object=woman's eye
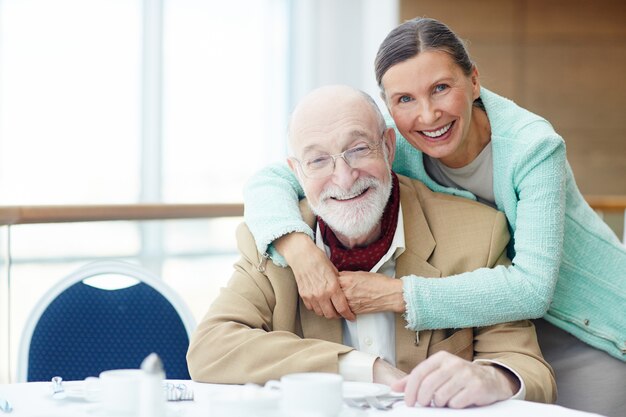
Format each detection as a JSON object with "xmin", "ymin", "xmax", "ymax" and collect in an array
[
  {"xmin": 434, "ymin": 84, "xmax": 448, "ymax": 93},
  {"xmin": 399, "ymin": 95, "xmax": 412, "ymax": 103}
]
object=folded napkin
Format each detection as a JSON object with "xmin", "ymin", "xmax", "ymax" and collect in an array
[{"xmin": 163, "ymin": 383, "xmax": 194, "ymax": 401}]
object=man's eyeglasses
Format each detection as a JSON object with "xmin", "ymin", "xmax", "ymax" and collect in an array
[{"xmin": 292, "ymin": 140, "xmax": 384, "ymax": 179}]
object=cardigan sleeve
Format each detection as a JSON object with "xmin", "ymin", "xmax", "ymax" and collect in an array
[
  {"xmin": 402, "ymin": 129, "xmax": 567, "ymax": 330},
  {"xmin": 243, "ymin": 162, "xmax": 310, "ymax": 266}
]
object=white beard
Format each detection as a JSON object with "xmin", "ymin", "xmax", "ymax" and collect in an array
[{"xmin": 308, "ymin": 172, "xmax": 392, "ymax": 240}]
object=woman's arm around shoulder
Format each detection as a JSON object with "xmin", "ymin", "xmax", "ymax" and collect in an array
[
  {"xmin": 243, "ymin": 162, "xmax": 310, "ymax": 266},
  {"xmin": 402, "ymin": 128, "xmax": 567, "ymax": 331},
  {"xmin": 243, "ymin": 162, "xmax": 355, "ymax": 320}
]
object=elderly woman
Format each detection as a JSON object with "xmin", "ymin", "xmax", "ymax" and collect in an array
[{"xmin": 243, "ymin": 17, "xmax": 625, "ymax": 415}]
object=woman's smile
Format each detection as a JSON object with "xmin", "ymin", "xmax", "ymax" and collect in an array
[{"xmin": 418, "ymin": 121, "xmax": 455, "ymax": 141}]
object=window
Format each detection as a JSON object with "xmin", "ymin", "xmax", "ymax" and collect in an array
[
  {"xmin": 0, "ymin": 0, "xmax": 142, "ymax": 204},
  {"xmin": 0, "ymin": 0, "xmax": 289, "ymax": 205},
  {"xmin": 0, "ymin": 0, "xmax": 289, "ymax": 383},
  {"xmin": 0, "ymin": 0, "xmax": 399, "ymax": 383}
]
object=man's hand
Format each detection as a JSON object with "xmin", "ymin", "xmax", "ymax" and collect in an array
[
  {"xmin": 391, "ymin": 351, "xmax": 518, "ymax": 409},
  {"xmin": 373, "ymin": 358, "xmax": 407, "ymax": 386},
  {"xmin": 275, "ymin": 233, "xmax": 355, "ymax": 320},
  {"xmin": 338, "ymin": 271, "xmax": 405, "ymax": 314}
]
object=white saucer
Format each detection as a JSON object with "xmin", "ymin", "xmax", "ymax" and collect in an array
[
  {"xmin": 86, "ymin": 405, "xmax": 180, "ymax": 417},
  {"xmin": 342, "ymin": 382, "xmax": 390, "ymax": 399}
]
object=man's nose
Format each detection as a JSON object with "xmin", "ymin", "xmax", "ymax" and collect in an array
[{"xmin": 331, "ymin": 157, "xmax": 358, "ymax": 191}]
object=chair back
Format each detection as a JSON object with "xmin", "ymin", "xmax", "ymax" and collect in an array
[{"xmin": 18, "ymin": 260, "xmax": 196, "ymax": 382}]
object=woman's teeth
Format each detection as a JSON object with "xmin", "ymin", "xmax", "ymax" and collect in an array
[{"xmin": 421, "ymin": 122, "xmax": 452, "ymax": 138}]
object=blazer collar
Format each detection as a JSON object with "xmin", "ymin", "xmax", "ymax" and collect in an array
[
  {"xmin": 394, "ymin": 177, "xmax": 440, "ymax": 369},
  {"xmin": 298, "ymin": 200, "xmax": 343, "ymax": 342},
  {"xmin": 396, "ymin": 177, "xmax": 441, "ymax": 278}
]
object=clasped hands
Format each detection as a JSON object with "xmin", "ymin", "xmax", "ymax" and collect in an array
[{"xmin": 275, "ymin": 233, "xmax": 404, "ymax": 320}]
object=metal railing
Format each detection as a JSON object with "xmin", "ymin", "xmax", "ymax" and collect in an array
[
  {"xmin": 0, "ymin": 197, "xmax": 623, "ymax": 227},
  {"xmin": 0, "ymin": 203, "xmax": 243, "ymax": 226},
  {"xmin": 584, "ymin": 195, "xmax": 626, "ymax": 214}
]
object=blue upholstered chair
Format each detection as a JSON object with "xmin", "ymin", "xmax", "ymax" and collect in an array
[{"xmin": 17, "ymin": 260, "xmax": 196, "ymax": 382}]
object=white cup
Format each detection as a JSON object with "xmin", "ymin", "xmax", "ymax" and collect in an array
[
  {"xmin": 267, "ymin": 373, "xmax": 343, "ymax": 417},
  {"xmin": 99, "ymin": 369, "xmax": 144, "ymax": 416}
]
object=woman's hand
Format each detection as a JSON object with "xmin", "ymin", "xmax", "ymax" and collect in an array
[
  {"xmin": 391, "ymin": 351, "xmax": 519, "ymax": 409},
  {"xmin": 338, "ymin": 271, "xmax": 405, "ymax": 314},
  {"xmin": 275, "ymin": 233, "xmax": 355, "ymax": 320}
]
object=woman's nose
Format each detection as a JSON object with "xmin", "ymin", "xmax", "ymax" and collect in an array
[{"xmin": 417, "ymin": 100, "xmax": 441, "ymax": 125}]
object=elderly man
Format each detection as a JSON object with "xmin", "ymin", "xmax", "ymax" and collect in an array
[{"xmin": 187, "ymin": 85, "xmax": 555, "ymax": 408}]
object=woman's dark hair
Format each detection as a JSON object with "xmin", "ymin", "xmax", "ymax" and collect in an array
[{"xmin": 375, "ymin": 17, "xmax": 474, "ymax": 92}]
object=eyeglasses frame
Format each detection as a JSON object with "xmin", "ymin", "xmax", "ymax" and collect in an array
[{"xmin": 290, "ymin": 133, "xmax": 387, "ymax": 179}]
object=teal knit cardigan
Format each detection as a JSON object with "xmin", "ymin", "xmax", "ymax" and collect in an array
[{"xmin": 243, "ymin": 87, "xmax": 626, "ymax": 360}]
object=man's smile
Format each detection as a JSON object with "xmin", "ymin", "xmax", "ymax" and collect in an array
[{"xmin": 330, "ymin": 187, "xmax": 371, "ymax": 202}]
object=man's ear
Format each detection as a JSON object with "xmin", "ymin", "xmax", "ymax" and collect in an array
[
  {"xmin": 383, "ymin": 127, "xmax": 396, "ymax": 167},
  {"xmin": 287, "ymin": 158, "xmax": 302, "ymax": 183}
]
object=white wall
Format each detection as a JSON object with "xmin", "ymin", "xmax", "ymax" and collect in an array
[{"xmin": 288, "ymin": 0, "xmax": 399, "ymax": 117}]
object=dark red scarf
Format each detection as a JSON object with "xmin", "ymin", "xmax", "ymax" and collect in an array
[{"xmin": 317, "ymin": 173, "xmax": 400, "ymax": 271}]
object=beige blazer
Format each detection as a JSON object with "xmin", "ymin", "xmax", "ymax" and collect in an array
[{"xmin": 187, "ymin": 175, "xmax": 556, "ymax": 403}]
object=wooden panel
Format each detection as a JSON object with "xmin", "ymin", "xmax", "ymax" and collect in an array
[
  {"xmin": 561, "ymin": 128, "xmax": 626, "ymax": 195},
  {"xmin": 400, "ymin": 0, "xmax": 518, "ymax": 41},
  {"xmin": 523, "ymin": 44, "xmax": 626, "ymax": 130},
  {"xmin": 469, "ymin": 43, "xmax": 519, "ymax": 99},
  {"xmin": 525, "ymin": 0, "xmax": 626, "ymax": 40},
  {"xmin": 399, "ymin": 0, "xmax": 626, "ymax": 196}
]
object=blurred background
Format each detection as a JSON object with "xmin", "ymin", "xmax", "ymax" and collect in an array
[{"xmin": 0, "ymin": 0, "xmax": 624, "ymax": 383}]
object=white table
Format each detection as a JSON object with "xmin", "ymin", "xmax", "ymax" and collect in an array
[{"xmin": 0, "ymin": 380, "xmax": 607, "ymax": 417}]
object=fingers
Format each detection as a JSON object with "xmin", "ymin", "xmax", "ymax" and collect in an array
[
  {"xmin": 428, "ymin": 372, "xmax": 466, "ymax": 408},
  {"xmin": 446, "ymin": 387, "xmax": 475, "ymax": 409},
  {"xmin": 318, "ymin": 298, "xmax": 340, "ymax": 319},
  {"xmin": 391, "ymin": 375, "xmax": 409, "ymax": 393},
  {"xmin": 303, "ymin": 288, "xmax": 340, "ymax": 319},
  {"xmin": 402, "ymin": 353, "xmax": 509, "ymax": 409},
  {"xmin": 308, "ymin": 300, "xmax": 324, "ymax": 317},
  {"xmin": 291, "ymin": 253, "xmax": 344, "ymax": 318},
  {"xmin": 403, "ymin": 351, "xmax": 445, "ymax": 406},
  {"xmin": 331, "ymin": 292, "xmax": 355, "ymax": 321},
  {"xmin": 302, "ymin": 270, "xmax": 351, "ymax": 319},
  {"xmin": 317, "ymin": 274, "xmax": 342, "ymax": 319}
]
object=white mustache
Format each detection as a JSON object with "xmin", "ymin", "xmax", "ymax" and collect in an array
[{"xmin": 319, "ymin": 177, "xmax": 380, "ymax": 202}]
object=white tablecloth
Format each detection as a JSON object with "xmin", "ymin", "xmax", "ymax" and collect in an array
[{"xmin": 0, "ymin": 380, "xmax": 607, "ymax": 417}]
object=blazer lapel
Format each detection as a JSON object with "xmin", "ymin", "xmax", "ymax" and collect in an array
[
  {"xmin": 395, "ymin": 177, "xmax": 441, "ymax": 371},
  {"xmin": 297, "ymin": 201, "xmax": 344, "ymax": 343},
  {"xmin": 396, "ymin": 177, "xmax": 441, "ymax": 278}
]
